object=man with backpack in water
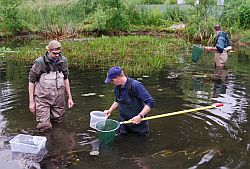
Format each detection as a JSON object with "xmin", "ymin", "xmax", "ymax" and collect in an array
[
  {"xmin": 104, "ymin": 66, "xmax": 155, "ymax": 136},
  {"xmin": 28, "ymin": 40, "xmax": 74, "ymax": 132},
  {"xmin": 205, "ymin": 25, "xmax": 232, "ymax": 67}
]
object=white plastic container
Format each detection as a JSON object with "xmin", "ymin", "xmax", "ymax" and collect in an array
[
  {"xmin": 9, "ymin": 134, "xmax": 47, "ymax": 154},
  {"xmin": 90, "ymin": 111, "xmax": 107, "ymax": 129}
]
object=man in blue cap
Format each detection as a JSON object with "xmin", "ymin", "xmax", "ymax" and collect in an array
[{"xmin": 104, "ymin": 66, "xmax": 155, "ymax": 136}]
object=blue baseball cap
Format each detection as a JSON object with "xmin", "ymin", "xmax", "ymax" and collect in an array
[{"xmin": 105, "ymin": 66, "xmax": 122, "ymax": 83}]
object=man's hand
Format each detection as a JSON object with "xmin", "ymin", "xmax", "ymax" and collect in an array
[
  {"xmin": 104, "ymin": 110, "xmax": 111, "ymax": 117},
  {"xmin": 131, "ymin": 114, "xmax": 142, "ymax": 124},
  {"xmin": 29, "ymin": 101, "xmax": 36, "ymax": 113},
  {"xmin": 205, "ymin": 46, "xmax": 213, "ymax": 51},
  {"xmin": 68, "ymin": 98, "xmax": 74, "ymax": 108}
]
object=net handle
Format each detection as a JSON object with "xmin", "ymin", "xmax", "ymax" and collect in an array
[{"xmin": 120, "ymin": 103, "xmax": 224, "ymax": 124}]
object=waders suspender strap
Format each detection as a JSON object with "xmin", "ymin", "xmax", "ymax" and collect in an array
[
  {"xmin": 225, "ymin": 35, "xmax": 231, "ymax": 47},
  {"xmin": 57, "ymin": 63, "xmax": 63, "ymax": 73},
  {"xmin": 43, "ymin": 56, "xmax": 50, "ymax": 73},
  {"xmin": 127, "ymin": 78, "xmax": 136, "ymax": 98}
]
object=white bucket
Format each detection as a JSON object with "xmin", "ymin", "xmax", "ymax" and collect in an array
[{"xmin": 90, "ymin": 111, "xmax": 107, "ymax": 129}]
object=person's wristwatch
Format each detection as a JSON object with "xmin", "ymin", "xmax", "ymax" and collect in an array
[{"xmin": 139, "ymin": 113, "xmax": 144, "ymax": 119}]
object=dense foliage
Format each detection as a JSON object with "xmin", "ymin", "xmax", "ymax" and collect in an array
[{"xmin": 0, "ymin": 0, "xmax": 249, "ymax": 43}]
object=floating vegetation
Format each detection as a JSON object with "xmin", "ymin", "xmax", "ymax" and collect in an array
[
  {"xmin": 151, "ymin": 148, "xmax": 217, "ymax": 160},
  {"xmin": 89, "ymin": 150, "xmax": 99, "ymax": 156},
  {"xmin": 0, "ymin": 47, "xmax": 15, "ymax": 57},
  {"xmin": 81, "ymin": 93, "xmax": 96, "ymax": 97},
  {"xmin": 166, "ymin": 72, "xmax": 182, "ymax": 79}
]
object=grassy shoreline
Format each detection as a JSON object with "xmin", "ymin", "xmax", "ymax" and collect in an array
[{"xmin": 2, "ymin": 35, "xmax": 189, "ymax": 74}]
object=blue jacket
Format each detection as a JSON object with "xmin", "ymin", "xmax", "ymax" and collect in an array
[
  {"xmin": 114, "ymin": 77, "xmax": 154, "ymax": 109},
  {"xmin": 215, "ymin": 31, "xmax": 231, "ymax": 53},
  {"xmin": 114, "ymin": 77, "xmax": 154, "ymax": 134}
]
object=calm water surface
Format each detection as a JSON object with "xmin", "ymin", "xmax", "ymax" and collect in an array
[{"xmin": 0, "ymin": 48, "xmax": 250, "ymax": 169}]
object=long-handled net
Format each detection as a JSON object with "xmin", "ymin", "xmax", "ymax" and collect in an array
[
  {"xmin": 96, "ymin": 119, "xmax": 120, "ymax": 145},
  {"xmin": 192, "ymin": 45, "xmax": 203, "ymax": 63}
]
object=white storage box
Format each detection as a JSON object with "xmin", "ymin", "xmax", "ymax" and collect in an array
[{"xmin": 9, "ymin": 134, "xmax": 47, "ymax": 154}]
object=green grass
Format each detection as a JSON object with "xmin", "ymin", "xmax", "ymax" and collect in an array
[
  {"xmin": 8, "ymin": 35, "xmax": 188, "ymax": 74},
  {"xmin": 0, "ymin": 0, "xmax": 249, "ymax": 44},
  {"xmin": 236, "ymin": 29, "xmax": 250, "ymax": 45},
  {"xmin": 23, "ymin": 0, "xmax": 78, "ymax": 9}
]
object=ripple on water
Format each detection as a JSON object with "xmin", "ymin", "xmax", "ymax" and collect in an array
[
  {"xmin": 0, "ymin": 82, "xmax": 17, "ymax": 112},
  {"xmin": 180, "ymin": 70, "xmax": 249, "ymax": 142}
]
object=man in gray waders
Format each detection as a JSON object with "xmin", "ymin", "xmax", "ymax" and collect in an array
[
  {"xmin": 205, "ymin": 25, "xmax": 232, "ymax": 67},
  {"xmin": 104, "ymin": 66, "xmax": 155, "ymax": 136},
  {"xmin": 28, "ymin": 40, "xmax": 74, "ymax": 132}
]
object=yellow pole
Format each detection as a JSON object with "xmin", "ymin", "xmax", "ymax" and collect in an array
[{"xmin": 120, "ymin": 103, "xmax": 224, "ymax": 124}]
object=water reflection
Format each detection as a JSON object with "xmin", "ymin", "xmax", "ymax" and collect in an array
[
  {"xmin": 211, "ymin": 67, "xmax": 228, "ymax": 98},
  {"xmin": 0, "ymin": 63, "xmax": 15, "ymax": 134},
  {"xmin": 0, "ymin": 48, "xmax": 250, "ymax": 168},
  {"xmin": 40, "ymin": 124, "xmax": 76, "ymax": 168},
  {"xmin": 12, "ymin": 148, "xmax": 47, "ymax": 169},
  {"xmin": 209, "ymin": 66, "xmax": 248, "ymax": 139},
  {"xmin": 188, "ymin": 149, "xmax": 217, "ymax": 169},
  {"xmin": 121, "ymin": 157, "xmax": 151, "ymax": 169}
]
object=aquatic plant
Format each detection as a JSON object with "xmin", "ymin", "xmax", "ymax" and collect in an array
[
  {"xmin": 11, "ymin": 36, "xmax": 187, "ymax": 74},
  {"xmin": 0, "ymin": 47, "xmax": 14, "ymax": 57}
]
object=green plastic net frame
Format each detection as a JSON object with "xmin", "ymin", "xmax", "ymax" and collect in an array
[
  {"xmin": 96, "ymin": 119, "xmax": 120, "ymax": 145},
  {"xmin": 192, "ymin": 45, "xmax": 203, "ymax": 63}
]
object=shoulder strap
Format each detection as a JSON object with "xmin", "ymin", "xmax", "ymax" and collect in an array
[
  {"xmin": 57, "ymin": 56, "xmax": 66, "ymax": 73},
  {"xmin": 224, "ymin": 34, "xmax": 231, "ymax": 47},
  {"xmin": 43, "ymin": 56, "xmax": 51, "ymax": 73},
  {"xmin": 58, "ymin": 62, "xmax": 63, "ymax": 73},
  {"xmin": 127, "ymin": 78, "xmax": 135, "ymax": 98}
]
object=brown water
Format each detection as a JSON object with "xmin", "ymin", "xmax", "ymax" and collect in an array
[{"xmin": 0, "ymin": 48, "xmax": 250, "ymax": 169}]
